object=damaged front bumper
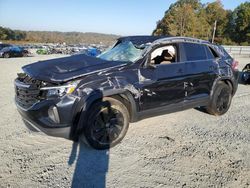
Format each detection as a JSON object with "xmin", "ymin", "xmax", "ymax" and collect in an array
[{"xmin": 15, "ymin": 94, "xmax": 79, "ymax": 139}]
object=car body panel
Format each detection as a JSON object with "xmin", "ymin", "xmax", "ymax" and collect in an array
[
  {"xmin": 22, "ymin": 54, "xmax": 128, "ymax": 83},
  {"xmin": 139, "ymin": 62, "xmax": 186, "ymax": 110}
]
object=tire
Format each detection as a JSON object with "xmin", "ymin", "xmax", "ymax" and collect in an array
[
  {"xmin": 3, "ymin": 53, "xmax": 10, "ymax": 58},
  {"xmin": 22, "ymin": 52, "xmax": 28, "ymax": 57},
  {"xmin": 82, "ymin": 97, "xmax": 129, "ymax": 150},
  {"xmin": 206, "ymin": 82, "xmax": 232, "ymax": 116}
]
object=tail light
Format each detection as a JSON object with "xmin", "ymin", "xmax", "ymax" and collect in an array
[{"xmin": 232, "ymin": 60, "xmax": 239, "ymax": 71}]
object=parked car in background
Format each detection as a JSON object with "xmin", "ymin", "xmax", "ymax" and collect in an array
[
  {"xmin": 76, "ymin": 47, "xmax": 101, "ymax": 57},
  {"xmin": 242, "ymin": 63, "xmax": 250, "ymax": 84},
  {"xmin": 36, "ymin": 48, "xmax": 49, "ymax": 55},
  {"xmin": 14, "ymin": 36, "xmax": 239, "ymax": 150},
  {"xmin": 0, "ymin": 43, "xmax": 12, "ymax": 50},
  {"xmin": 0, "ymin": 45, "xmax": 29, "ymax": 58}
]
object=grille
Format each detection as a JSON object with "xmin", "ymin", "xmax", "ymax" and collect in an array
[{"xmin": 15, "ymin": 74, "xmax": 42, "ymax": 109}]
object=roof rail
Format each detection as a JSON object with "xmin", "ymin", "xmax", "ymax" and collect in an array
[{"xmin": 153, "ymin": 36, "xmax": 210, "ymax": 45}]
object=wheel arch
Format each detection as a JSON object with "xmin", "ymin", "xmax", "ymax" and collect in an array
[
  {"xmin": 103, "ymin": 90, "xmax": 139, "ymax": 123},
  {"xmin": 211, "ymin": 77, "xmax": 236, "ymax": 97},
  {"xmin": 70, "ymin": 89, "xmax": 139, "ymax": 141}
]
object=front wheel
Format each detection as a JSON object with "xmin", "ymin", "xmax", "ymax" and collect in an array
[
  {"xmin": 206, "ymin": 82, "xmax": 232, "ymax": 116},
  {"xmin": 82, "ymin": 97, "xmax": 129, "ymax": 150}
]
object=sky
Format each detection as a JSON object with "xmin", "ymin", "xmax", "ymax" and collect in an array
[{"xmin": 0, "ymin": 0, "xmax": 248, "ymax": 36}]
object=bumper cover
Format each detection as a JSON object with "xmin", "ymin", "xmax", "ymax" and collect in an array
[
  {"xmin": 15, "ymin": 95, "xmax": 79, "ymax": 139},
  {"xmin": 22, "ymin": 118, "xmax": 71, "ymax": 139}
]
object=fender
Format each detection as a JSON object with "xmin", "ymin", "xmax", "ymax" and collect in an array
[{"xmin": 70, "ymin": 76, "xmax": 140, "ymax": 140}]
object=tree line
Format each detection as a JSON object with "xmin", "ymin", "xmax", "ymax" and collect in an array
[
  {"xmin": 153, "ymin": 0, "xmax": 250, "ymax": 45},
  {"xmin": 0, "ymin": 26, "xmax": 119, "ymax": 45},
  {"xmin": 0, "ymin": 27, "xmax": 26, "ymax": 41}
]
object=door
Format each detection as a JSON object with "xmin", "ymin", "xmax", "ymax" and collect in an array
[
  {"xmin": 139, "ymin": 44, "xmax": 186, "ymax": 111},
  {"xmin": 180, "ymin": 43, "xmax": 218, "ymax": 101},
  {"xmin": 12, "ymin": 47, "xmax": 21, "ymax": 57}
]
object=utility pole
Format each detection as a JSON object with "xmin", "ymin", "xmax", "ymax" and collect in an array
[{"xmin": 212, "ymin": 20, "xmax": 217, "ymax": 43}]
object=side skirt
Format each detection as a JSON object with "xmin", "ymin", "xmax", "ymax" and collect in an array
[{"xmin": 136, "ymin": 97, "xmax": 209, "ymax": 121}]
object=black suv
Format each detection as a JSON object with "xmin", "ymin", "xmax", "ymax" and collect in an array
[{"xmin": 15, "ymin": 36, "xmax": 239, "ymax": 149}]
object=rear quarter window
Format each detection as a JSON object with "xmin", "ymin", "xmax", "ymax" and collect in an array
[
  {"xmin": 182, "ymin": 43, "xmax": 207, "ymax": 61},
  {"xmin": 218, "ymin": 45, "xmax": 231, "ymax": 58},
  {"xmin": 205, "ymin": 46, "xmax": 219, "ymax": 59}
]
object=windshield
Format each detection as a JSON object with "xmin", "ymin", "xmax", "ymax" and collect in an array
[{"xmin": 98, "ymin": 41, "xmax": 143, "ymax": 62}]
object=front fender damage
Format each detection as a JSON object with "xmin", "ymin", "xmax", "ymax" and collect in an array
[{"xmin": 70, "ymin": 76, "xmax": 141, "ymax": 140}]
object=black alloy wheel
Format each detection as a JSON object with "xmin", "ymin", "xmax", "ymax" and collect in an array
[
  {"xmin": 206, "ymin": 82, "xmax": 232, "ymax": 116},
  {"xmin": 92, "ymin": 107, "xmax": 124, "ymax": 144},
  {"xmin": 215, "ymin": 87, "xmax": 231, "ymax": 113},
  {"xmin": 83, "ymin": 97, "xmax": 129, "ymax": 150}
]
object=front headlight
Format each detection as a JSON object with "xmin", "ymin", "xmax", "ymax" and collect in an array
[{"xmin": 41, "ymin": 81, "xmax": 79, "ymax": 98}]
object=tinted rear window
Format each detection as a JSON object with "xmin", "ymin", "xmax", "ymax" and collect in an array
[
  {"xmin": 183, "ymin": 43, "xmax": 207, "ymax": 61},
  {"xmin": 205, "ymin": 46, "xmax": 216, "ymax": 59}
]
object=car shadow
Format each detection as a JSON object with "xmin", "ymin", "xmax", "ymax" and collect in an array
[
  {"xmin": 68, "ymin": 141, "xmax": 109, "ymax": 187},
  {"xmin": 67, "ymin": 88, "xmax": 110, "ymax": 187}
]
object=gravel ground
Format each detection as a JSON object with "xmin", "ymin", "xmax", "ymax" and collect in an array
[{"xmin": 0, "ymin": 55, "xmax": 249, "ymax": 188}]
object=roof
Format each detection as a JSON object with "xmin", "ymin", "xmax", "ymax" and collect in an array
[
  {"xmin": 153, "ymin": 37, "xmax": 211, "ymax": 45},
  {"xmin": 118, "ymin": 36, "xmax": 212, "ymax": 46},
  {"xmin": 118, "ymin": 36, "xmax": 170, "ymax": 45}
]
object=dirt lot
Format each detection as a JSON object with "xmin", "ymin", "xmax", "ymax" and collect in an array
[{"xmin": 0, "ymin": 55, "xmax": 249, "ymax": 188}]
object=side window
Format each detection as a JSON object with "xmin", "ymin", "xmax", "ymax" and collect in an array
[
  {"xmin": 205, "ymin": 46, "xmax": 219, "ymax": 59},
  {"xmin": 183, "ymin": 43, "xmax": 207, "ymax": 61},
  {"xmin": 150, "ymin": 45, "xmax": 177, "ymax": 65}
]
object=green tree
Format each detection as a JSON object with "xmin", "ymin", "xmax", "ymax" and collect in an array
[
  {"xmin": 152, "ymin": 0, "xmax": 241, "ymax": 44},
  {"xmin": 0, "ymin": 27, "xmax": 8, "ymax": 40},
  {"xmin": 204, "ymin": 0, "xmax": 230, "ymax": 42},
  {"xmin": 229, "ymin": 2, "xmax": 250, "ymax": 44},
  {"xmin": 153, "ymin": 0, "xmax": 210, "ymax": 39}
]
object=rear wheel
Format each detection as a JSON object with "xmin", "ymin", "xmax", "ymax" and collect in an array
[
  {"xmin": 3, "ymin": 53, "xmax": 10, "ymax": 58},
  {"xmin": 82, "ymin": 97, "xmax": 129, "ymax": 150},
  {"xmin": 206, "ymin": 82, "xmax": 232, "ymax": 116}
]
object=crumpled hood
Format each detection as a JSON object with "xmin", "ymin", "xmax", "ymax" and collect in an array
[{"xmin": 22, "ymin": 54, "xmax": 127, "ymax": 83}]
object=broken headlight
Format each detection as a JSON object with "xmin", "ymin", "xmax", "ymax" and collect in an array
[{"xmin": 41, "ymin": 81, "xmax": 79, "ymax": 98}]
